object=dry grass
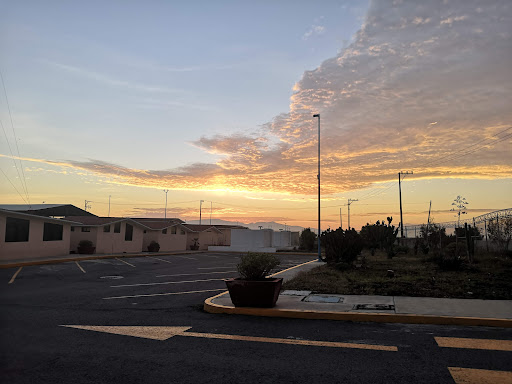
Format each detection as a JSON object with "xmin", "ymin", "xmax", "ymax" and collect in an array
[{"xmin": 283, "ymin": 249, "xmax": 512, "ymax": 299}]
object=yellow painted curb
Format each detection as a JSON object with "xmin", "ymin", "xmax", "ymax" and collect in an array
[
  {"xmin": 203, "ymin": 298, "xmax": 512, "ymax": 328},
  {"xmin": 204, "ymin": 257, "xmax": 512, "ymax": 328}
]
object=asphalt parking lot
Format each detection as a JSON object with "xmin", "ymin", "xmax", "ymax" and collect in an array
[{"xmin": 2, "ymin": 252, "xmax": 511, "ymax": 384}]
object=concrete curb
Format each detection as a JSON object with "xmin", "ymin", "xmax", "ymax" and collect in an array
[
  {"xmin": 0, "ymin": 250, "xmax": 209, "ymax": 269},
  {"xmin": 204, "ymin": 259, "xmax": 512, "ymax": 328},
  {"xmin": 203, "ymin": 293, "xmax": 512, "ymax": 328}
]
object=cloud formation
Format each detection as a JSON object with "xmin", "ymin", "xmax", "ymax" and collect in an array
[{"xmin": 16, "ymin": 0, "xmax": 512, "ymax": 196}]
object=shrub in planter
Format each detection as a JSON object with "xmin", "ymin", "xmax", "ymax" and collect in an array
[
  {"xmin": 148, "ymin": 241, "xmax": 160, "ymax": 252},
  {"xmin": 225, "ymin": 252, "xmax": 282, "ymax": 308},
  {"xmin": 77, "ymin": 240, "xmax": 95, "ymax": 254}
]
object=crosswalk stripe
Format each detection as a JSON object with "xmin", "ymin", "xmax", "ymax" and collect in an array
[
  {"xmin": 436, "ymin": 337, "xmax": 512, "ymax": 351},
  {"xmin": 448, "ymin": 367, "xmax": 512, "ymax": 384}
]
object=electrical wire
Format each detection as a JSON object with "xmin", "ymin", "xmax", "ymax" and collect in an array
[{"xmin": 0, "ymin": 69, "xmax": 30, "ymax": 205}]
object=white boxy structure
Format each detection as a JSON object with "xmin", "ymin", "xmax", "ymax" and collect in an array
[{"xmin": 208, "ymin": 228, "xmax": 299, "ymax": 253}]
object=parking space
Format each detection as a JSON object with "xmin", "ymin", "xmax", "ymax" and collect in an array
[{"xmin": 1, "ymin": 253, "xmax": 316, "ymax": 307}]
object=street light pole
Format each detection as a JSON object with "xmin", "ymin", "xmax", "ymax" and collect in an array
[
  {"xmin": 398, "ymin": 171, "xmax": 413, "ymax": 238},
  {"xmin": 199, "ymin": 200, "xmax": 204, "ymax": 225},
  {"xmin": 163, "ymin": 190, "xmax": 169, "ymax": 219},
  {"xmin": 313, "ymin": 113, "xmax": 321, "ymax": 261}
]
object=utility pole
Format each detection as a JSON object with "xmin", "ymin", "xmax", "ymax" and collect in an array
[
  {"xmin": 108, "ymin": 195, "xmax": 111, "ymax": 217},
  {"xmin": 347, "ymin": 199, "xmax": 358, "ymax": 230},
  {"xmin": 313, "ymin": 113, "xmax": 321, "ymax": 261},
  {"xmin": 163, "ymin": 189, "xmax": 169, "ymax": 219},
  {"xmin": 84, "ymin": 200, "xmax": 91, "ymax": 212},
  {"xmin": 210, "ymin": 201, "xmax": 212, "ymax": 225},
  {"xmin": 339, "ymin": 207, "xmax": 343, "ymax": 230},
  {"xmin": 199, "ymin": 200, "xmax": 204, "ymax": 225},
  {"xmin": 398, "ymin": 171, "xmax": 413, "ymax": 238}
]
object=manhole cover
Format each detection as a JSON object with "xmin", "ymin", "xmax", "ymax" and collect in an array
[
  {"xmin": 304, "ymin": 295, "xmax": 343, "ymax": 303},
  {"xmin": 100, "ymin": 275, "xmax": 124, "ymax": 280},
  {"xmin": 352, "ymin": 304, "xmax": 395, "ymax": 310},
  {"xmin": 281, "ymin": 290, "xmax": 312, "ymax": 296}
]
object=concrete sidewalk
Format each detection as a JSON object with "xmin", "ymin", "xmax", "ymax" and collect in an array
[{"xmin": 204, "ymin": 260, "xmax": 512, "ymax": 328}]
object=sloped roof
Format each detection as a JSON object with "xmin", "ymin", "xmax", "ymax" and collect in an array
[
  {"xmin": 0, "ymin": 204, "xmax": 96, "ymax": 217},
  {"xmin": 129, "ymin": 218, "xmax": 184, "ymax": 230},
  {"xmin": 0, "ymin": 209, "xmax": 83, "ymax": 225},
  {"xmin": 181, "ymin": 224, "xmax": 223, "ymax": 233}
]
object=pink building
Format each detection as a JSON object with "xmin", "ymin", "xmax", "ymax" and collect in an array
[
  {"xmin": 66, "ymin": 216, "xmax": 146, "ymax": 254},
  {"xmin": 0, "ymin": 209, "xmax": 78, "ymax": 263}
]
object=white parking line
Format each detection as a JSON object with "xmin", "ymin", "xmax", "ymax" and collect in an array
[
  {"xmin": 75, "ymin": 261, "xmax": 86, "ymax": 273},
  {"xmin": 198, "ymin": 266, "xmax": 236, "ymax": 270},
  {"xmin": 116, "ymin": 258, "xmax": 136, "ymax": 267},
  {"xmin": 175, "ymin": 256, "xmax": 197, "ymax": 260},
  {"xmin": 156, "ymin": 271, "xmax": 236, "ymax": 278},
  {"xmin": 147, "ymin": 256, "xmax": 173, "ymax": 264},
  {"xmin": 8, "ymin": 267, "xmax": 22, "ymax": 284},
  {"xmin": 103, "ymin": 288, "xmax": 226, "ymax": 300},
  {"xmin": 111, "ymin": 278, "xmax": 225, "ymax": 288}
]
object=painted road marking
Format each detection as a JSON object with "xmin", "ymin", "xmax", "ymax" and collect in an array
[
  {"xmin": 8, "ymin": 267, "xmax": 22, "ymax": 284},
  {"xmin": 111, "ymin": 278, "xmax": 225, "ymax": 288},
  {"xmin": 116, "ymin": 258, "xmax": 136, "ymax": 268},
  {"xmin": 103, "ymin": 288, "xmax": 226, "ymax": 300},
  {"xmin": 60, "ymin": 325, "xmax": 398, "ymax": 351},
  {"xmin": 175, "ymin": 255, "xmax": 197, "ymax": 260},
  {"xmin": 75, "ymin": 261, "xmax": 86, "ymax": 273},
  {"xmin": 147, "ymin": 256, "xmax": 173, "ymax": 264},
  {"xmin": 448, "ymin": 367, "xmax": 512, "ymax": 384},
  {"xmin": 436, "ymin": 337, "xmax": 512, "ymax": 351},
  {"xmin": 156, "ymin": 271, "xmax": 237, "ymax": 278},
  {"xmin": 198, "ymin": 266, "xmax": 236, "ymax": 270}
]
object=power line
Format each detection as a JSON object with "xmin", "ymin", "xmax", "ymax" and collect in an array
[
  {"xmin": 416, "ymin": 126, "xmax": 512, "ymax": 170},
  {"xmin": 0, "ymin": 69, "xmax": 30, "ymax": 205},
  {"xmin": 0, "ymin": 167, "xmax": 28, "ymax": 203}
]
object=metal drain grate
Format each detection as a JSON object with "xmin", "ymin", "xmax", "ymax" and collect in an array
[
  {"xmin": 304, "ymin": 295, "xmax": 343, "ymax": 303},
  {"xmin": 352, "ymin": 304, "xmax": 395, "ymax": 310}
]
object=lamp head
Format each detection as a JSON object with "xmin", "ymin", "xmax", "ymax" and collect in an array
[{"xmin": 313, "ymin": 114, "xmax": 319, "ymax": 117}]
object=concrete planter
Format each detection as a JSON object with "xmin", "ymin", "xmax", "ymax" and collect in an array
[{"xmin": 225, "ymin": 277, "xmax": 283, "ymax": 308}]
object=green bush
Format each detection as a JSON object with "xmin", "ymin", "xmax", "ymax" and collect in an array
[
  {"xmin": 237, "ymin": 252, "xmax": 280, "ymax": 280},
  {"xmin": 321, "ymin": 228, "xmax": 363, "ymax": 267},
  {"xmin": 78, "ymin": 240, "xmax": 93, "ymax": 248},
  {"xmin": 299, "ymin": 228, "xmax": 316, "ymax": 251}
]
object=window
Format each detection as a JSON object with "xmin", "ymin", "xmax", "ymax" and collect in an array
[
  {"xmin": 171, "ymin": 226, "xmax": 176, "ymax": 234},
  {"xmin": 180, "ymin": 229, "xmax": 185, "ymax": 235},
  {"xmin": 71, "ymin": 226, "xmax": 75, "ymax": 232},
  {"xmin": 125, "ymin": 223, "xmax": 133, "ymax": 241},
  {"xmin": 5, "ymin": 217, "xmax": 29, "ymax": 242},
  {"xmin": 81, "ymin": 227, "xmax": 91, "ymax": 232},
  {"xmin": 103, "ymin": 225, "xmax": 111, "ymax": 233},
  {"xmin": 162, "ymin": 228, "xmax": 167, "ymax": 234},
  {"xmin": 114, "ymin": 222, "xmax": 121, "ymax": 233},
  {"xmin": 43, "ymin": 222, "xmax": 63, "ymax": 241}
]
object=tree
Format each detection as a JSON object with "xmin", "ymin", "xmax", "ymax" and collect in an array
[
  {"xmin": 487, "ymin": 217, "xmax": 512, "ymax": 253},
  {"xmin": 299, "ymin": 228, "xmax": 316, "ymax": 251},
  {"xmin": 360, "ymin": 217, "xmax": 398, "ymax": 257},
  {"xmin": 321, "ymin": 228, "xmax": 363, "ymax": 266}
]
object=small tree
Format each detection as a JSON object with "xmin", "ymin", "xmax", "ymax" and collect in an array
[
  {"xmin": 360, "ymin": 217, "xmax": 398, "ymax": 257},
  {"xmin": 321, "ymin": 228, "xmax": 363, "ymax": 267},
  {"xmin": 299, "ymin": 228, "xmax": 316, "ymax": 251},
  {"xmin": 487, "ymin": 217, "xmax": 512, "ymax": 254}
]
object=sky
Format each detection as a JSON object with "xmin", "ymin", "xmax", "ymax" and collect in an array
[{"xmin": 1, "ymin": 0, "xmax": 511, "ymax": 231}]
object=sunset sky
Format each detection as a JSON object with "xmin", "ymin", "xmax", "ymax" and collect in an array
[{"xmin": 1, "ymin": 0, "xmax": 511, "ymax": 231}]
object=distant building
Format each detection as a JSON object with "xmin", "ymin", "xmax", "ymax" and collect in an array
[
  {"xmin": 208, "ymin": 228, "xmax": 299, "ymax": 253},
  {"xmin": 66, "ymin": 216, "xmax": 147, "ymax": 254}
]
